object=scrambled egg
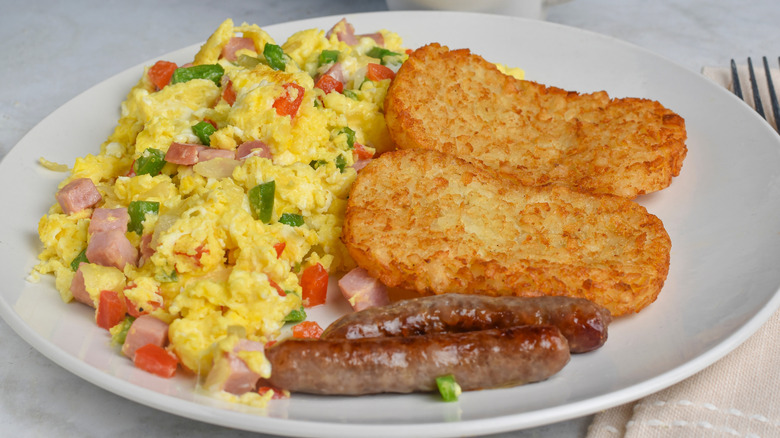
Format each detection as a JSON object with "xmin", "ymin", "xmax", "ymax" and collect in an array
[{"xmin": 33, "ymin": 18, "xmax": 407, "ymax": 405}]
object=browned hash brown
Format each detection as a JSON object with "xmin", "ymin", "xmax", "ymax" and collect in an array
[
  {"xmin": 384, "ymin": 43, "xmax": 687, "ymax": 199},
  {"xmin": 342, "ymin": 148, "xmax": 671, "ymax": 316}
]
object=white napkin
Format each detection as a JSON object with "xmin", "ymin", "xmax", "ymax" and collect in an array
[{"xmin": 586, "ymin": 64, "xmax": 780, "ymax": 438}]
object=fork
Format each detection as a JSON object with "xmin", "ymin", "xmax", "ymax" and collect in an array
[{"xmin": 730, "ymin": 56, "xmax": 780, "ymax": 131}]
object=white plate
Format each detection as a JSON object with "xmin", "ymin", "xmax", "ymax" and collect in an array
[{"xmin": 2, "ymin": 11, "xmax": 780, "ymax": 438}]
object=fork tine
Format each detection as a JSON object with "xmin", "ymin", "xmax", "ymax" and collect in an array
[
  {"xmin": 764, "ymin": 56, "xmax": 780, "ymax": 130},
  {"xmin": 730, "ymin": 59, "xmax": 744, "ymax": 99},
  {"xmin": 747, "ymin": 57, "xmax": 766, "ymax": 118}
]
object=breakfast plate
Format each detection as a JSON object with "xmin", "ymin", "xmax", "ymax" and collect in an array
[{"xmin": 2, "ymin": 11, "xmax": 780, "ymax": 438}]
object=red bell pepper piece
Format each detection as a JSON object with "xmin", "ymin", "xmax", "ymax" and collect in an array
[
  {"xmin": 148, "ymin": 60, "xmax": 178, "ymax": 90},
  {"xmin": 301, "ymin": 263, "xmax": 328, "ymax": 307},
  {"xmin": 273, "ymin": 83, "xmax": 305, "ymax": 117},
  {"xmin": 133, "ymin": 344, "xmax": 178, "ymax": 378},
  {"xmin": 96, "ymin": 290, "xmax": 127, "ymax": 330},
  {"xmin": 291, "ymin": 321, "xmax": 324, "ymax": 339}
]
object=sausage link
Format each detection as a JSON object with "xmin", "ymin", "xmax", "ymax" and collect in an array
[
  {"xmin": 320, "ymin": 294, "xmax": 610, "ymax": 353},
  {"xmin": 265, "ymin": 325, "xmax": 569, "ymax": 395}
]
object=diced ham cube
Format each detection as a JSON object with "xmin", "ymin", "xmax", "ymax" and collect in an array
[
  {"xmin": 325, "ymin": 18, "xmax": 384, "ymax": 47},
  {"xmin": 352, "ymin": 158, "xmax": 371, "ymax": 172},
  {"xmin": 138, "ymin": 232, "xmax": 155, "ymax": 267},
  {"xmin": 198, "ymin": 148, "xmax": 236, "ymax": 162},
  {"xmin": 56, "ymin": 178, "xmax": 102, "ymax": 214},
  {"xmin": 86, "ymin": 229, "xmax": 138, "ymax": 270},
  {"xmin": 70, "ymin": 266, "xmax": 93, "ymax": 307},
  {"xmin": 88, "ymin": 208, "xmax": 129, "ymax": 234},
  {"xmin": 235, "ymin": 140, "xmax": 272, "ymax": 160},
  {"xmin": 121, "ymin": 314, "xmax": 169, "ymax": 359},
  {"xmin": 337, "ymin": 267, "xmax": 389, "ymax": 312},
  {"xmin": 323, "ymin": 62, "xmax": 345, "ymax": 84},
  {"xmin": 205, "ymin": 339, "xmax": 265, "ymax": 395},
  {"xmin": 357, "ymin": 32, "xmax": 384, "ymax": 46},
  {"xmin": 165, "ymin": 142, "xmax": 206, "ymax": 165},
  {"xmin": 69, "ymin": 263, "xmax": 126, "ymax": 308},
  {"xmin": 220, "ymin": 37, "xmax": 256, "ymax": 61},
  {"xmin": 326, "ymin": 18, "xmax": 358, "ymax": 45}
]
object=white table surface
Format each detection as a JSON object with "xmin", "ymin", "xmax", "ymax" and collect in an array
[{"xmin": 2, "ymin": 1, "xmax": 779, "ymax": 437}]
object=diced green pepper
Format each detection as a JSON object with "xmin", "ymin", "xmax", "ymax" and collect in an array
[
  {"xmin": 318, "ymin": 50, "xmax": 340, "ymax": 66},
  {"xmin": 283, "ymin": 306, "xmax": 307, "ymax": 323},
  {"xmin": 70, "ymin": 248, "xmax": 88, "ymax": 271},
  {"xmin": 134, "ymin": 148, "xmax": 167, "ymax": 176},
  {"xmin": 366, "ymin": 47, "xmax": 403, "ymax": 66},
  {"xmin": 343, "ymin": 89, "xmax": 359, "ymax": 100},
  {"xmin": 263, "ymin": 43, "xmax": 287, "ymax": 71},
  {"xmin": 155, "ymin": 269, "xmax": 179, "ymax": 283},
  {"xmin": 335, "ymin": 154, "xmax": 347, "ymax": 173},
  {"xmin": 110, "ymin": 316, "xmax": 136, "ymax": 346},
  {"xmin": 170, "ymin": 64, "xmax": 225, "ymax": 86},
  {"xmin": 338, "ymin": 127, "xmax": 356, "ymax": 149},
  {"xmin": 192, "ymin": 121, "xmax": 216, "ymax": 146},
  {"xmin": 309, "ymin": 159, "xmax": 328, "ymax": 169},
  {"xmin": 279, "ymin": 213, "xmax": 304, "ymax": 227},
  {"xmin": 236, "ymin": 54, "xmax": 261, "ymax": 69},
  {"xmin": 127, "ymin": 200, "xmax": 160, "ymax": 234},
  {"xmin": 435, "ymin": 375, "xmax": 461, "ymax": 402},
  {"xmin": 249, "ymin": 180, "xmax": 275, "ymax": 223}
]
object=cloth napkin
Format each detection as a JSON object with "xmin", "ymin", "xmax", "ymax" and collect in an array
[{"xmin": 586, "ymin": 65, "xmax": 780, "ymax": 438}]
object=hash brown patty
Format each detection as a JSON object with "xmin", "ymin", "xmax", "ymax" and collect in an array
[
  {"xmin": 384, "ymin": 43, "xmax": 687, "ymax": 199},
  {"xmin": 342, "ymin": 148, "xmax": 671, "ymax": 316}
]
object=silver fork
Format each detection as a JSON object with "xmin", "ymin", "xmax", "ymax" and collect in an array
[{"xmin": 730, "ymin": 56, "xmax": 780, "ymax": 131}]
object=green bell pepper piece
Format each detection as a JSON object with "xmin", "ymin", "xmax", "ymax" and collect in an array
[
  {"xmin": 192, "ymin": 121, "xmax": 216, "ymax": 146},
  {"xmin": 127, "ymin": 200, "xmax": 160, "ymax": 234},
  {"xmin": 70, "ymin": 248, "xmax": 89, "ymax": 271},
  {"xmin": 435, "ymin": 375, "xmax": 461, "ymax": 402},
  {"xmin": 170, "ymin": 64, "xmax": 225, "ymax": 86},
  {"xmin": 263, "ymin": 44, "xmax": 287, "ymax": 71},
  {"xmin": 249, "ymin": 180, "xmax": 275, "ymax": 223},
  {"xmin": 279, "ymin": 213, "xmax": 304, "ymax": 227},
  {"xmin": 134, "ymin": 148, "xmax": 167, "ymax": 176}
]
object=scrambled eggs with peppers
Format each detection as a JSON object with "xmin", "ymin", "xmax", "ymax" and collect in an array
[{"xmin": 33, "ymin": 18, "xmax": 408, "ymax": 405}]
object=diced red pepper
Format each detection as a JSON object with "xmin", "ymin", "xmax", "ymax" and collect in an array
[
  {"xmin": 123, "ymin": 286, "xmax": 162, "ymax": 318},
  {"xmin": 265, "ymin": 340, "xmax": 277, "ymax": 349},
  {"xmin": 203, "ymin": 119, "xmax": 218, "ymax": 129},
  {"xmin": 301, "ymin": 263, "xmax": 328, "ymax": 307},
  {"xmin": 125, "ymin": 159, "xmax": 136, "ymax": 177},
  {"xmin": 353, "ymin": 142, "xmax": 374, "ymax": 160},
  {"xmin": 96, "ymin": 290, "xmax": 127, "ymax": 330},
  {"xmin": 366, "ymin": 63, "xmax": 395, "ymax": 81},
  {"xmin": 222, "ymin": 80, "xmax": 236, "ymax": 106},
  {"xmin": 405, "ymin": 49, "xmax": 413, "ymax": 55},
  {"xmin": 124, "ymin": 295, "xmax": 145, "ymax": 318},
  {"xmin": 291, "ymin": 321, "xmax": 323, "ymax": 339},
  {"xmin": 314, "ymin": 74, "xmax": 343, "ymax": 95},
  {"xmin": 257, "ymin": 386, "xmax": 287, "ymax": 399},
  {"xmin": 273, "ymin": 242, "xmax": 286, "ymax": 258},
  {"xmin": 175, "ymin": 244, "xmax": 209, "ymax": 267},
  {"xmin": 148, "ymin": 60, "xmax": 178, "ymax": 91},
  {"xmin": 272, "ymin": 83, "xmax": 305, "ymax": 117},
  {"xmin": 268, "ymin": 278, "xmax": 286, "ymax": 297},
  {"xmin": 133, "ymin": 344, "xmax": 178, "ymax": 378}
]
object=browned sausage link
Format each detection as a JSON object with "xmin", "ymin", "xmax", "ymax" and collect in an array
[
  {"xmin": 320, "ymin": 294, "xmax": 611, "ymax": 353},
  {"xmin": 264, "ymin": 325, "xmax": 570, "ymax": 395}
]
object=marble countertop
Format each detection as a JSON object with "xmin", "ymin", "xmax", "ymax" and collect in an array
[{"xmin": 2, "ymin": 1, "xmax": 778, "ymax": 437}]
